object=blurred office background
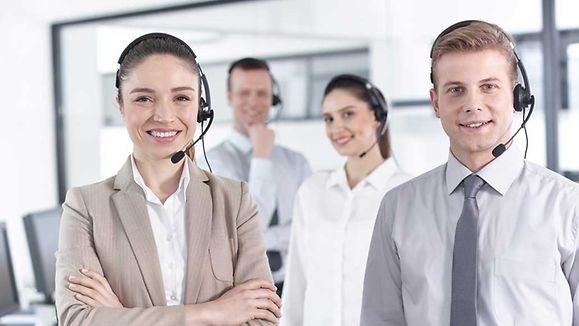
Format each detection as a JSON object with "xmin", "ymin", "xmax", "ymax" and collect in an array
[{"xmin": 1, "ymin": 0, "xmax": 579, "ymax": 323}]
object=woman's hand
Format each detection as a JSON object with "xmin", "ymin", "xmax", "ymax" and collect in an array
[
  {"xmin": 68, "ymin": 268, "xmax": 123, "ymax": 308},
  {"xmin": 191, "ymin": 278, "xmax": 282, "ymax": 325}
]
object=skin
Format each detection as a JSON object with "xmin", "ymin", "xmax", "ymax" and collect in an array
[
  {"xmin": 322, "ymin": 89, "xmax": 385, "ymax": 189},
  {"xmin": 228, "ymin": 68, "xmax": 275, "ymax": 159},
  {"xmin": 68, "ymin": 54, "xmax": 281, "ymax": 325},
  {"xmin": 430, "ymin": 49, "xmax": 516, "ymax": 172}
]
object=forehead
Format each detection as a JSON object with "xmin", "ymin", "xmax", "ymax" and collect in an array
[
  {"xmin": 229, "ymin": 69, "xmax": 272, "ymax": 89},
  {"xmin": 127, "ymin": 54, "xmax": 197, "ymax": 85},
  {"xmin": 322, "ymin": 89, "xmax": 366, "ymax": 113},
  {"xmin": 435, "ymin": 49, "xmax": 512, "ymax": 84}
]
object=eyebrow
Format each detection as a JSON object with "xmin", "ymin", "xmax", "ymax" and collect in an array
[
  {"xmin": 322, "ymin": 105, "xmax": 357, "ymax": 116},
  {"xmin": 442, "ymin": 77, "xmax": 503, "ymax": 88},
  {"xmin": 129, "ymin": 86, "xmax": 196, "ymax": 94}
]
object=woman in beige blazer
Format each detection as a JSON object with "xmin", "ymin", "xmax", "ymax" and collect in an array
[{"xmin": 55, "ymin": 33, "xmax": 281, "ymax": 325}]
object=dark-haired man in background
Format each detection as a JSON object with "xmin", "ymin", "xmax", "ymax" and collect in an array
[{"xmin": 200, "ymin": 58, "xmax": 311, "ymax": 295}]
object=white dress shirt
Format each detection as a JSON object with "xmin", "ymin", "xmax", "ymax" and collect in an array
[
  {"xmin": 131, "ymin": 156, "xmax": 189, "ymax": 306},
  {"xmin": 198, "ymin": 130, "xmax": 311, "ymax": 283},
  {"xmin": 281, "ymin": 159, "xmax": 412, "ymax": 326},
  {"xmin": 361, "ymin": 146, "xmax": 579, "ymax": 326}
]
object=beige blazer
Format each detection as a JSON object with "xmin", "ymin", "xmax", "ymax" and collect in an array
[{"xmin": 55, "ymin": 157, "xmax": 274, "ymax": 325}]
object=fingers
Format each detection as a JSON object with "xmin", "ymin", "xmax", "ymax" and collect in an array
[
  {"xmin": 240, "ymin": 278, "xmax": 277, "ymax": 292},
  {"xmin": 74, "ymin": 293, "xmax": 99, "ymax": 308},
  {"xmin": 247, "ymin": 289, "xmax": 281, "ymax": 308},
  {"xmin": 253, "ymin": 298, "xmax": 282, "ymax": 318},
  {"xmin": 251, "ymin": 307, "xmax": 279, "ymax": 324},
  {"xmin": 81, "ymin": 269, "xmax": 114, "ymax": 293},
  {"xmin": 68, "ymin": 269, "xmax": 121, "ymax": 308}
]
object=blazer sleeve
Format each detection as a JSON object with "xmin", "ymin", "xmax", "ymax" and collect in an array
[
  {"xmin": 233, "ymin": 182, "xmax": 276, "ymax": 326},
  {"xmin": 55, "ymin": 187, "xmax": 186, "ymax": 326}
]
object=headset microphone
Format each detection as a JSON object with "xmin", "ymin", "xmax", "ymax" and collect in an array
[
  {"xmin": 492, "ymin": 95, "xmax": 535, "ymax": 158},
  {"xmin": 171, "ymin": 109, "xmax": 215, "ymax": 164},
  {"xmin": 359, "ymin": 119, "xmax": 389, "ymax": 158}
]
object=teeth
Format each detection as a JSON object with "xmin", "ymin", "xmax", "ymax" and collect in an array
[
  {"xmin": 150, "ymin": 130, "xmax": 177, "ymax": 138},
  {"xmin": 465, "ymin": 122, "xmax": 486, "ymax": 128}
]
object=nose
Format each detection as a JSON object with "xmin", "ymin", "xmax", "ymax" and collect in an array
[
  {"xmin": 464, "ymin": 90, "xmax": 483, "ymax": 113},
  {"xmin": 153, "ymin": 100, "xmax": 176, "ymax": 122}
]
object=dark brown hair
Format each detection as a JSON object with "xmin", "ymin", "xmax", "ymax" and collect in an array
[{"xmin": 323, "ymin": 76, "xmax": 391, "ymax": 159}]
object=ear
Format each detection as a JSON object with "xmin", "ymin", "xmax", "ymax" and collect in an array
[
  {"xmin": 227, "ymin": 90, "xmax": 233, "ymax": 106},
  {"xmin": 116, "ymin": 96, "xmax": 126, "ymax": 120},
  {"xmin": 429, "ymin": 88, "xmax": 440, "ymax": 118}
]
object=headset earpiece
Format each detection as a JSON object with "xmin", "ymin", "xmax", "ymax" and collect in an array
[{"xmin": 513, "ymin": 83, "xmax": 526, "ymax": 112}]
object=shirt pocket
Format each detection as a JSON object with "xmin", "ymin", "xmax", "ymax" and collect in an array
[
  {"xmin": 209, "ymin": 240, "xmax": 234, "ymax": 284},
  {"xmin": 493, "ymin": 257, "xmax": 557, "ymax": 324}
]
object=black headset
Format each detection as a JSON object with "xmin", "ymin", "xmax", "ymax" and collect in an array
[
  {"xmin": 429, "ymin": 20, "xmax": 534, "ymax": 113},
  {"xmin": 115, "ymin": 32, "xmax": 215, "ymax": 165},
  {"xmin": 325, "ymin": 74, "xmax": 389, "ymax": 136},
  {"xmin": 227, "ymin": 57, "xmax": 282, "ymax": 107},
  {"xmin": 430, "ymin": 20, "xmax": 536, "ymax": 158},
  {"xmin": 115, "ymin": 32, "xmax": 214, "ymax": 124}
]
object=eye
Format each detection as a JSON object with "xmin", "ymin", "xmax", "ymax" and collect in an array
[
  {"xmin": 323, "ymin": 115, "xmax": 333, "ymax": 124},
  {"xmin": 342, "ymin": 111, "xmax": 354, "ymax": 119},
  {"xmin": 482, "ymin": 83, "xmax": 498, "ymax": 92},
  {"xmin": 447, "ymin": 86, "xmax": 464, "ymax": 95},
  {"xmin": 175, "ymin": 95, "xmax": 191, "ymax": 102},
  {"xmin": 134, "ymin": 96, "xmax": 152, "ymax": 103}
]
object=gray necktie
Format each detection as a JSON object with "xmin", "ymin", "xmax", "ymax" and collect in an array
[{"xmin": 451, "ymin": 174, "xmax": 486, "ymax": 326}]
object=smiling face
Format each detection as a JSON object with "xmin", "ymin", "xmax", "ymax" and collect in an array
[
  {"xmin": 227, "ymin": 68, "xmax": 273, "ymax": 135},
  {"xmin": 118, "ymin": 54, "xmax": 199, "ymax": 163},
  {"xmin": 322, "ymin": 89, "xmax": 380, "ymax": 158},
  {"xmin": 430, "ymin": 49, "xmax": 515, "ymax": 165}
]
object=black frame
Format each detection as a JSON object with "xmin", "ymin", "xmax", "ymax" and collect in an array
[
  {"xmin": 0, "ymin": 222, "xmax": 19, "ymax": 317},
  {"xmin": 51, "ymin": 0, "xmax": 272, "ymax": 202}
]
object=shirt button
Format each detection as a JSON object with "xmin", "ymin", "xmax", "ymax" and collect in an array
[
  {"xmin": 169, "ymin": 263, "xmax": 175, "ymax": 269},
  {"xmin": 170, "ymin": 295, "xmax": 177, "ymax": 301},
  {"xmin": 166, "ymin": 234, "xmax": 173, "ymax": 241}
]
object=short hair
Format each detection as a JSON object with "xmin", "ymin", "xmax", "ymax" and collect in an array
[
  {"xmin": 227, "ymin": 57, "xmax": 272, "ymax": 91},
  {"xmin": 430, "ymin": 21, "xmax": 517, "ymax": 89}
]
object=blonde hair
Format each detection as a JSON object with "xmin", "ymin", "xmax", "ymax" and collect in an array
[{"xmin": 431, "ymin": 21, "xmax": 517, "ymax": 88}]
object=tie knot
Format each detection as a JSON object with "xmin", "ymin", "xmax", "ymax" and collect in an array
[{"xmin": 463, "ymin": 174, "xmax": 485, "ymax": 199}]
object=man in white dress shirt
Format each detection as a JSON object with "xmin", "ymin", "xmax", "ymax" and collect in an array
[
  {"xmin": 361, "ymin": 20, "xmax": 579, "ymax": 325},
  {"xmin": 199, "ymin": 58, "xmax": 311, "ymax": 295}
]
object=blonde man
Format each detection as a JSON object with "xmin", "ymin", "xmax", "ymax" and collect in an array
[{"xmin": 361, "ymin": 20, "xmax": 579, "ymax": 325}]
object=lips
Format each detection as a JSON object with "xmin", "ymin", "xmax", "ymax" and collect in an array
[
  {"xmin": 333, "ymin": 135, "xmax": 352, "ymax": 146},
  {"xmin": 146, "ymin": 129, "xmax": 181, "ymax": 141},
  {"xmin": 460, "ymin": 120, "xmax": 491, "ymax": 129}
]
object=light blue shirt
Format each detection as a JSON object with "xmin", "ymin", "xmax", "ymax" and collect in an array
[
  {"xmin": 198, "ymin": 130, "xmax": 311, "ymax": 283},
  {"xmin": 361, "ymin": 145, "xmax": 579, "ymax": 325}
]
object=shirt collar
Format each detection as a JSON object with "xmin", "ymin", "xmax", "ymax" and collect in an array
[
  {"xmin": 445, "ymin": 145, "xmax": 524, "ymax": 196},
  {"xmin": 228, "ymin": 129, "xmax": 253, "ymax": 154},
  {"xmin": 326, "ymin": 158, "xmax": 399, "ymax": 191},
  {"xmin": 130, "ymin": 155, "xmax": 191, "ymax": 204}
]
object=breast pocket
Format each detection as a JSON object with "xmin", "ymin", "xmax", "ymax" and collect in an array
[
  {"xmin": 209, "ymin": 240, "xmax": 234, "ymax": 284},
  {"xmin": 493, "ymin": 257, "xmax": 557, "ymax": 324}
]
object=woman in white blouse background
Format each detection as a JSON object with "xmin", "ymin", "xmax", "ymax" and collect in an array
[{"xmin": 280, "ymin": 74, "xmax": 412, "ymax": 326}]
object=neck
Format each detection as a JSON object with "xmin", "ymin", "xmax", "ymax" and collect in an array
[
  {"xmin": 233, "ymin": 122, "xmax": 249, "ymax": 137},
  {"xmin": 133, "ymin": 152, "xmax": 185, "ymax": 203},
  {"xmin": 344, "ymin": 146, "xmax": 384, "ymax": 189},
  {"xmin": 451, "ymin": 145, "xmax": 508, "ymax": 173}
]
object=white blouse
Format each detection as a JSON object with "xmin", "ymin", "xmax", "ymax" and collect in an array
[
  {"xmin": 131, "ymin": 156, "xmax": 189, "ymax": 306},
  {"xmin": 281, "ymin": 159, "xmax": 412, "ymax": 326}
]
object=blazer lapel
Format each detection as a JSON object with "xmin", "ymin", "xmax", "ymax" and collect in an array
[
  {"xmin": 183, "ymin": 162, "xmax": 213, "ymax": 303},
  {"xmin": 112, "ymin": 157, "xmax": 166, "ymax": 306}
]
